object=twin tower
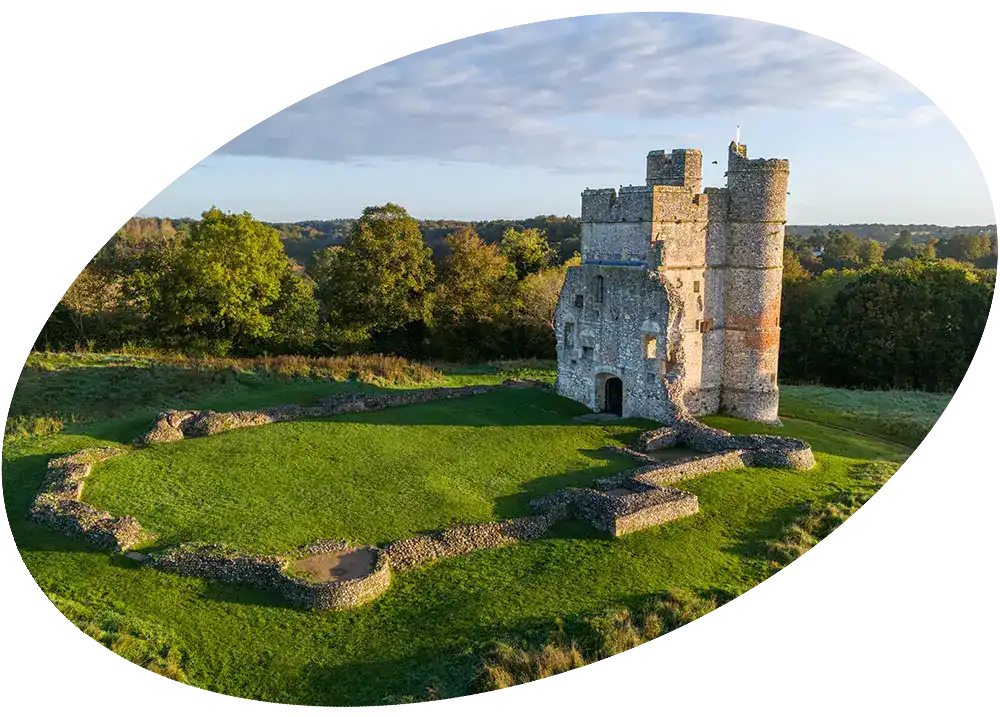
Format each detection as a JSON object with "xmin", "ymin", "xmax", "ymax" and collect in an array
[{"xmin": 554, "ymin": 142, "xmax": 789, "ymax": 424}]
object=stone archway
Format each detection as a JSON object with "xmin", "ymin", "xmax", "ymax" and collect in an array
[
  {"xmin": 605, "ymin": 376, "xmax": 623, "ymax": 415},
  {"xmin": 595, "ymin": 371, "xmax": 624, "ymax": 416}
]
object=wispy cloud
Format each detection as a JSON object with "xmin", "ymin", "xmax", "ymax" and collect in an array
[
  {"xmin": 852, "ymin": 104, "xmax": 945, "ymax": 129},
  {"xmin": 218, "ymin": 12, "xmax": 924, "ymax": 170}
]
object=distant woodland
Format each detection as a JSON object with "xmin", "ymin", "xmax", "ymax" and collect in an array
[{"xmin": 35, "ymin": 208, "xmax": 996, "ymax": 392}]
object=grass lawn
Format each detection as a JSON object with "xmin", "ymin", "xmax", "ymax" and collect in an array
[{"xmin": 3, "ymin": 355, "xmax": 925, "ymax": 706}]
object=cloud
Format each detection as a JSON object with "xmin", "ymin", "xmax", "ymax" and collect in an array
[
  {"xmin": 852, "ymin": 103, "xmax": 946, "ymax": 129},
  {"xmin": 218, "ymin": 13, "xmax": 923, "ymax": 170}
]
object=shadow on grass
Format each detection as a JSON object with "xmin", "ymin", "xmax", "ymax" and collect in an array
[{"xmin": 56, "ymin": 388, "xmax": 654, "ymax": 446}]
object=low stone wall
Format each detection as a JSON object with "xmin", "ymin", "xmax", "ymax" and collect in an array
[
  {"xmin": 136, "ymin": 384, "xmax": 517, "ymax": 446},
  {"xmin": 609, "ymin": 485, "xmax": 700, "ymax": 536},
  {"xmin": 636, "ymin": 419, "xmax": 815, "ymax": 472},
  {"xmin": 149, "ymin": 540, "xmax": 393, "ymax": 611},
  {"xmin": 28, "ymin": 447, "xmax": 154, "ymax": 552},
  {"xmin": 629, "ymin": 450, "xmax": 748, "ymax": 485},
  {"xmin": 529, "ymin": 481, "xmax": 700, "ymax": 537},
  {"xmin": 385, "ymin": 515, "xmax": 555, "ymax": 570}
]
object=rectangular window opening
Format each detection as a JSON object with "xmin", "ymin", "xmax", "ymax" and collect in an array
[
  {"xmin": 564, "ymin": 322, "xmax": 575, "ymax": 348},
  {"xmin": 644, "ymin": 335, "xmax": 657, "ymax": 359},
  {"xmin": 693, "ymin": 280, "xmax": 701, "ymax": 294}
]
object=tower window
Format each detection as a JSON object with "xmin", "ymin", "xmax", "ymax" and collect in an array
[
  {"xmin": 644, "ymin": 336, "xmax": 657, "ymax": 359},
  {"xmin": 574, "ymin": 294, "xmax": 584, "ymax": 308},
  {"xmin": 592, "ymin": 275, "xmax": 604, "ymax": 304},
  {"xmin": 564, "ymin": 323, "xmax": 575, "ymax": 348},
  {"xmin": 693, "ymin": 280, "xmax": 701, "ymax": 294},
  {"xmin": 583, "ymin": 347, "xmax": 594, "ymax": 359},
  {"xmin": 695, "ymin": 319, "xmax": 702, "ymax": 331}
]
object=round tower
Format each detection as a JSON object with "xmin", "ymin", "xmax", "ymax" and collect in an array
[{"xmin": 721, "ymin": 142, "xmax": 789, "ymax": 423}]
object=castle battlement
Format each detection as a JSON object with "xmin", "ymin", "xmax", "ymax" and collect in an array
[{"xmin": 727, "ymin": 142, "xmax": 789, "ymax": 172}]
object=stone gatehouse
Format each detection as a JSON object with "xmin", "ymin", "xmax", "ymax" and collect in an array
[{"xmin": 555, "ymin": 142, "xmax": 789, "ymax": 424}]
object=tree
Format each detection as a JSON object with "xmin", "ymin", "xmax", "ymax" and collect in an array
[
  {"xmin": 500, "ymin": 227, "xmax": 556, "ymax": 278},
  {"xmin": 310, "ymin": 203, "xmax": 434, "ymax": 353},
  {"xmin": 858, "ymin": 239, "xmax": 884, "ymax": 267},
  {"xmin": 507, "ymin": 254, "xmax": 579, "ymax": 358},
  {"xmin": 820, "ymin": 230, "xmax": 862, "ymax": 269},
  {"xmin": 149, "ymin": 207, "xmax": 289, "ymax": 354},
  {"xmin": 430, "ymin": 226, "xmax": 517, "ymax": 359},
  {"xmin": 939, "ymin": 233, "xmax": 993, "ymax": 263},
  {"xmin": 264, "ymin": 266, "xmax": 320, "ymax": 354},
  {"xmin": 884, "ymin": 230, "xmax": 916, "ymax": 261},
  {"xmin": 782, "ymin": 247, "xmax": 811, "ymax": 283}
]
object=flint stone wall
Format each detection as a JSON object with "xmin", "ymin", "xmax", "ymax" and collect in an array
[
  {"xmin": 150, "ymin": 540, "xmax": 393, "ymax": 611},
  {"xmin": 637, "ymin": 419, "xmax": 815, "ymax": 471},
  {"xmin": 385, "ymin": 515, "xmax": 555, "ymax": 570},
  {"xmin": 529, "ymin": 481, "xmax": 700, "ymax": 537},
  {"xmin": 28, "ymin": 447, "xmax": 154, "ymax": 551},
  {"xmin": 136, "ymin": 384, "xmax": 520, "ymax": 445}
]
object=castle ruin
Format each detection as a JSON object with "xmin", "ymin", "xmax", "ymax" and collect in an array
[{"xmin": 555, "ymin": 142, "xmax": 789, "ymax": 424}]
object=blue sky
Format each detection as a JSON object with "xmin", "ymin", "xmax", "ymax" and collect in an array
[{"xmin": 140, "ymin": 13, "xmax": 994, "ymax": 225}]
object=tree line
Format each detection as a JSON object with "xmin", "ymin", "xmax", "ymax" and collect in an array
[
  {"xmin": 36, "ymin": 205, "xmax": 575, "ymax": 362},
  {"xmin": 37, "ymin": 209, "xmax": 996, "ymax": 392}
]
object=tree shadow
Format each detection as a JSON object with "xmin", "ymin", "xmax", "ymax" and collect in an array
[{"xmin": 55, "ymin": 387, "xmax": 655, "ymax": 445}]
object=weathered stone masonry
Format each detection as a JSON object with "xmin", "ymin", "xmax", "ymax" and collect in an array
[{"xmin": 555, "ymin": 142, "xmax": 789, "ymax": 424}]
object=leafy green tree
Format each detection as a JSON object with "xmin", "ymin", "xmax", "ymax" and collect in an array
[
  {"xmin": 500, "ymin": 227, "xmax": 556, "ymax": 279},
  {"xmin": 858, "ymin": 239, "xmax": 885, "ymax": 267},
  {"xmin": 149, "ymin": 207, "xmax": 289, "ymax": 354},
  {"xmin": 782, "ymin": 247, "xmax": 811, "ymax": 283},
  {"xmin": 264, "ymin": 267, "xmax": 320, "ymax": 354},
  {"xmin": 430, "ymin": 227, "xmax": 516, "ymax": 358},
  {"xmin": 939, "ymin": 233, "xmax": 993, "ymax": 262},
  {"xmin": 310, "ymin": 203, "xmax": 434, "ymax": 353},
  {"xmin": 506, "ymin": 254, "xmax": 580, "ymax": 358},
  {"xmin": 821, "ymin": 230, "xmax": 862, "ymax": 269}
]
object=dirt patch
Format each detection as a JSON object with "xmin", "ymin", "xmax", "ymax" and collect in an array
[{"xmin": 291, "ymin": 548, "xmax": 376, "ymax": 583}]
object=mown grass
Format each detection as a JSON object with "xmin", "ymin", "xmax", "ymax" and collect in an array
[
  {"xmin": 778, "ymin": 384, "xmax": 951, "ymax": 447},
  {"xmin": 4, "ymin": 354, "xmax": 914, "ymax": 706},
  {"xmin": 84, "ymin": 391, "xmax": 645, "ymax": 553}
]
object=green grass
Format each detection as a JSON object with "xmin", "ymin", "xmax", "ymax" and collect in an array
[
  {"xmin": 4, "ymin": 355, "xmax": 915, "ymax": 706},
  {"xmin": 778, "ymin": 384, "xmax": 951, "ymax": 447},
  {"xmin": 84, "ymin": 390, "xmax": 644, "ymax": 553}
]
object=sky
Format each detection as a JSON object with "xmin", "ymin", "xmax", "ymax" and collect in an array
[{"xmin": 140, "ymin": 13, "xmax": 995, "ymax": 226}]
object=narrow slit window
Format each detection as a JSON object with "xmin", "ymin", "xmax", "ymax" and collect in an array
[
  {"xmin": 693, "ymin": 280, "xmax": 701, "ymax": 294},
  {"xmin": 564, "ymin": 323, "xmax": 575, "ymax": 348},
  {"xmin": 593, "ymin": 275, "xmax": 604, "ymax": 304},
  {"xmin": 645, "ymin": 335, "xmax": 657, "ymax": 359},
  {"xmin": 574, "ymin": 294, "xmax": 584, "ymax": 309}
]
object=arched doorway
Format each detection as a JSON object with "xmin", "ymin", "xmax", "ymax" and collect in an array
[{"xmin": 604, "ymin": 376, "xmax": 623, "ymax": 416}]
